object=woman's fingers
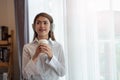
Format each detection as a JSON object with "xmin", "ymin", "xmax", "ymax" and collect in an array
[{"xmin": 39, "ymin": 44, "xmax": 53, "ymax": 59}]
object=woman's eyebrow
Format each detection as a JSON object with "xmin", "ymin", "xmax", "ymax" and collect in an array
[{"xmin": 36, "ymin": 20, "xmax": 48, "ymax": 22}]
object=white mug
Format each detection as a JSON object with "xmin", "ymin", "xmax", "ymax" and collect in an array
[{"xmin": 38, "ymin": 39, "xmax": 49, "ymax": 60}]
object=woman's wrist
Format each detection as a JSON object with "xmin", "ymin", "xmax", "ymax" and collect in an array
[
  {"xmin": 32, "ymin": 55, "xmax": 38, "ymax": 63},
  {"xmin": 48, "ymin": 54, "xmax": 53, "ymax": 60}
]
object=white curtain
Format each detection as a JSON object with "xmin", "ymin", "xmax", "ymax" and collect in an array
[
  {"xmin": 65, "ymin": 0, "xmax": 120, "ymax": 80},
  {"xmin": 28, "ymin": 0, "xmax": 120, "ymax": 80},
  {"xmin": 28, "ymin": 0, "xmax": 66, "ymax": 80},
  {"xmin": 66, "ymin": 0, "xmax": 99, "ymax": 80}
]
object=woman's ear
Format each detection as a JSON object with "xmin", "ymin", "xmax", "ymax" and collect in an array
[{"xmin": 50, "ymin": 23, "xmax": 54, "ymax": 32}]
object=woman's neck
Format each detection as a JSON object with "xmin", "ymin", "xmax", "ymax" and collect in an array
[{"xmin": 37, "ymin": 36, "xmax": 48, "ymax": 40}]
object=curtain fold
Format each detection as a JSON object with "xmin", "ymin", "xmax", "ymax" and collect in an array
[
  {"xmin": 66, "ymin": 0, "xmax": 119, "ymax": 80},
  {"xmin": 14, "ymin": 0, "xmax": 29, "ymax": 80}
]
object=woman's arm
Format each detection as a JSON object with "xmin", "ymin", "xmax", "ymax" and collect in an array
[
  {"xmin": 46, "ymin": 44, "xmax": 66, "ymax": 77},
  {"xmin": 22, "ymin": 45, "xmax": 40, "ymax": 79}
]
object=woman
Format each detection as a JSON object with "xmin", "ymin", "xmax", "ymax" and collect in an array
[{"xmin": 22, "ymin": 12, "xmax": 65, "ymax": 80}]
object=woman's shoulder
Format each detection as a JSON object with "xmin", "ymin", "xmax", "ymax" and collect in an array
[
  {"xmin": 23, "ymin": 41, "xmax": 35, "ymax": 48},
  {"xmin": 50, "ymin": 40, "xmax": 62, "ymax": 48},
  {"xmin": 24, "ymin": 42, "xmax": 32, "ymax": 46}
]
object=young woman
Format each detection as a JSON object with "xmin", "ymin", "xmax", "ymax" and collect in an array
[{"xmin": 22, "ymin": 12, "xmax": 65, "ymax": 80}]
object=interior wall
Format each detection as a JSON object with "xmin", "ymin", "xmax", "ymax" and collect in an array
[{"xmin": 0, "ymin": 0, "xmax": 19, "ymax": 80}]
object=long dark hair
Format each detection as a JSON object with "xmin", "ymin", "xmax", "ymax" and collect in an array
[{"xmin": 32, "ymin": 12, "xmax": 56, "ymax": 41}]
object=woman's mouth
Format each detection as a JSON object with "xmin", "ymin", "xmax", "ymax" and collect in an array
[{"xmin": 39, "ymin": 29, "xmax": 46, "ymax": 32}]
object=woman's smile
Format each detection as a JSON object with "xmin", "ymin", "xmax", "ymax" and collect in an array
[{"xmin": 39, "ymin": 28, "xmax": 46, "ymax": 32}]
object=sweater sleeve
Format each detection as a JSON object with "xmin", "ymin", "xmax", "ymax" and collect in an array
[
  {"xmin": 22, "ymin": 45, "xmax": 40, "ymax": 79},
  {"xmin": 45, "ymin": 44, "xmax": 66, "ymax": 77}
]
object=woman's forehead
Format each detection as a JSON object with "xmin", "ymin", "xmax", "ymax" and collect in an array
[{"xmin": 36, "ymin": 16, "xmax": 49, "ymax": 21}]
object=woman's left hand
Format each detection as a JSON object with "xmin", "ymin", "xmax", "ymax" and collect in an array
[{"xmin": 39, "ymin": 43, "xmax": 53, "ymax": 59}]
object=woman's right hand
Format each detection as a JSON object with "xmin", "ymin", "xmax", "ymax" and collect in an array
[{"xmin": 32, "ymin": 45, "xmax": 41, "ymax": 63}]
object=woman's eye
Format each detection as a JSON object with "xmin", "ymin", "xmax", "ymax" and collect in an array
[
  {"xmin": 36, "ymin": 22, "xmax": 40, "ymax": 24},
  {"xmin": 36, "ymin": 21, "xmax": 48, "ymax": 25},
  {"xmin": 44, "ymin": 22, "xmax": 48, "ymax": 25}
]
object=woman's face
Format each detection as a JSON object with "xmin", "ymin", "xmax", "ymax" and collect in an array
[{"xmin": 34, "ymin": 16, "xmax": 51, "ymax": 39}]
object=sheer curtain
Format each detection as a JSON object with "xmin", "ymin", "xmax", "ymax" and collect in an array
[
  {"xmin": 28, "ymin": 0, "xmax": 66, "ymax": 80},
  {"xmin": 66, "ymin": 0, "xmax": 120, "ymax": 80},
  {"xmin": 28, "ymin": 0, "xmax": 120, "ymax": 80}
]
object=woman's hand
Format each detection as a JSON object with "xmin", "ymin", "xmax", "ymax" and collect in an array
[
  {"xmin": 32, "ymin": 45, "xmax": 42, "ymax": 63},
  {"xmin": 39, "ymin": 43, "xmax": 53, "ymax": 59},
  {"xmin": 32, "ymin": 43, "xmax": 53, "ymax": 63}
]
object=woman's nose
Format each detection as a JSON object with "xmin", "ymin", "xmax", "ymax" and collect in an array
[{"xmin": 40, "ymin": 22, "xmax": 44, "ymax": 27}]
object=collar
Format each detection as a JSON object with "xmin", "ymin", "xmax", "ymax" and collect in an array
[{"xmin": 33, "ymin": 38, "xmax": 55, "ymax": 46}]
